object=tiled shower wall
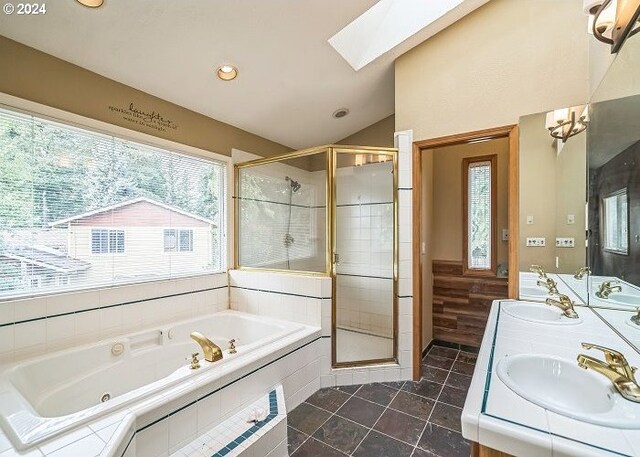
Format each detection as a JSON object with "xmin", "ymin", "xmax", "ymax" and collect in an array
[
  {"xmin": 335, "ymin": 161, "xmax": 394, "ymax": 337},
  {"xmin": 0, "ymin": 273, "xmax": 228, "ymax": 364},
  {"xmin": 229, "ymin": 127, "xmax": 416, "ymax": 386},
  {"xmin": 237, "ymin": 160, "xmax": 327, "ymax": 272}
]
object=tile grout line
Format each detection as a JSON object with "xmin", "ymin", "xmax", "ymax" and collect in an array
[
  {"xmin": 348, "ymin": 381, "xmax": 406, "ymax": 456},
  {"xmin": 413, "ymin": 346, "xmax": 460, "ymax": 456},
  {"xmin": 292, "ymin": 383, "xmax": 368, "ymax": 456}
]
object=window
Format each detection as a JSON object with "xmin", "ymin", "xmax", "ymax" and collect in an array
[
  {"xmin": 463, "ymin": 155, "xmax": 497, "ymax": 275},
  {"xmin": 0, "ymin": 106, "xmax": 226, "ymax": 298},
  {"xmin": 92, "ymin": 229, "xmax": 125, "ymax": 254},
  {"xmin": 164, "ymin": 229, "xmax": 193, "ymax": 252},
  {"xmin": 602, "ymin": 189, "xmax": 628, "ymax": 254}
]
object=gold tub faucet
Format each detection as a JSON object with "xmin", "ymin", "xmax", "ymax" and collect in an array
[
  {"xmin": 596, "ymin": 280, "xmax": 622, "ymax": 299},
  {"xmin": 545, "ymin": 294, "xmax": 579, "ymax": 319},
  {"xmin": 190, "ymin": 332, "xmax": 223, "ymax": 363},
  {"xmin": 577, "ymin": 343, "xmax": 640, "ymax": 403}
]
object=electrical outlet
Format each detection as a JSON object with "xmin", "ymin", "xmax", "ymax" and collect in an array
[
  {"xmin": 556, "ymin": 237, "xmax": 575, "ymax": 248},
  {"xmin": 502, "ymin": 229, "xmax": 509, "ymax": 241},
  {"xmin": 526, "ymin": 237, "xmax": 546, "ymax": 247}
]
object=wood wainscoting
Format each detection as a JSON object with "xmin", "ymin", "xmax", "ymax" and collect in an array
[{"xmin": 432, "ymin": 260, "xmax": 508, "ymax": 347}]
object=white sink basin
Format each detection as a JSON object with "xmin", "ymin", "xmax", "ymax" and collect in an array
[
  {"xmin": 605, "ymin": 293, "xmax": 640, "ymax": 307},
  {"xmin": 502, "ymin": 302, "xmax": 582, "ymax": 325},
  {"xmin": 497, "ymin": 354, "xmax": 640, "ymax": 428},
  {"xmin": 519, "ymin": 286, "xmax": 549, "ymax": 297}
]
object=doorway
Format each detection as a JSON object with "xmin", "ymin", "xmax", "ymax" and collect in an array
[{"xmin": 411, "ymin": 126, "xmax": 519, "ymax": 380}]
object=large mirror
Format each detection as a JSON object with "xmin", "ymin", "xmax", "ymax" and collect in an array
[
  {"xmin": 585, "ymin": 35, "xmax": 640, "ymax": 351},
  {"xmin": 517, "ymin": 110, "xmax": 588, "ymax": 304}
]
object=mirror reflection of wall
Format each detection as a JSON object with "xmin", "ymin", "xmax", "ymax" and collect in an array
[
  {"xmin": 586, "ymin": 33, "xmax": 640, "ymax": 355},
  {"xmin": 518, "ymin": 110, "xmax": 587, "ymax": 303},
  {"xmin": 587, "ymin": 93, "xmax": 640, "ymax": 308}
]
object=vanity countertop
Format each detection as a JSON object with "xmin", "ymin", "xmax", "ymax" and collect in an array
[{"xmin": 462, "ymin": 300, "xmax": 640, "ymax": 457}]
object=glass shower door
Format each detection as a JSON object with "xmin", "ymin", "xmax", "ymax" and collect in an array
[{"xmin": 333, "ymin": 150, "xmax": 397, "ymax": 366}]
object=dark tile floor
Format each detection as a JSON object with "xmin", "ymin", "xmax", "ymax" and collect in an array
[{"xmin": 287, "ymin": 344, "xmax": 476, "ymax": 457}]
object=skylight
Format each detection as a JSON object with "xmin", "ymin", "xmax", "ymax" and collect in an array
[{"xmin": 329, "ymin": 0, "xmax": 484, "ymax": 71}]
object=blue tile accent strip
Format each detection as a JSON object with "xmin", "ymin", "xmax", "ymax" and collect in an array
[
  {"xmin": 211, "ymin": 390, "xmax": 279, "ymax": 457},
  {"xmin": 230, "ymin": 285, "xmax": 330, "ymax": 300},
  {"xmin": 480, "ymin": 301, "xmax": 632, "ymax": 457},
  {"xmin": 0, "ymin": 284, "xmax": 228, "ymax": 328},
  {"xmin": 234, "ymin": 195, "xmax": 326, "ymax": 210}
]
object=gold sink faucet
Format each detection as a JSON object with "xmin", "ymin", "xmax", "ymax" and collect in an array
[
  {"xmin": 530, "ymin": 264, "xmax": 547, "ymax": 279},
  {"xmin": 545, "ymin": 294, "xmax": 579, "ymax": 319},
  {"xmin": 190, "ymin": 332, "xmax": 223, "ymax": 362},
  {"xmin": 596, "ymin": 280, "xmax": 622, "ymax": 299},
  {"xmin": 537, "ymin": 277, "xmax": 559, "ymax": 295},
  {"xmin": 574, "ymin": 266, "xmax": 591, "ymax": 280},
  {"xmin": 577, "ymin": 343, "xmax": 640, "ymax": 403}
]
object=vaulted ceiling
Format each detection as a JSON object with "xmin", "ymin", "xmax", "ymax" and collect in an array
[{"xmin": 0, "ymin": 0, "xmax": 487, "ymax": 148}]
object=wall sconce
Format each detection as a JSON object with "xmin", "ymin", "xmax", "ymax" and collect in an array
[
  {"xmin": 545, "ymin": 106, "xmax": 589, "ymax": 143},
  {"xmin": 584, "ymin": 0, "xmax": 640, "ymax": 53}
]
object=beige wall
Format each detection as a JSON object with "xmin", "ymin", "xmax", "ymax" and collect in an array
[
  {"xmin": 519, "ymin": 112, "xmax": 586, "ymax": 273},
  {"xmin": 0, "ymin": 36, "xmax": 290, "ymax": 158},
  {"xmin": 420, "ymin": 150, "xmax": 434, "ymax": 349},
  {"xmin": 338, "ymin": 115, "xmax": 395, "ymax": 148},
  {"xmin": 395, "ymin": 0, "xmax": 589, "ymax": 141},
  {"xmin": 431, "ymin": 138, "xmax": 509, "ymax": 267}
]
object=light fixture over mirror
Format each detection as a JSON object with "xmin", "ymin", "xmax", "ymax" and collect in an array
[
  {"xmin": 545, "ymin": 106, "xmax": 589, "ymax": 142},
  {"xmin": 584, "ymin": 0, "xmax": 640, "ymax": 53}
]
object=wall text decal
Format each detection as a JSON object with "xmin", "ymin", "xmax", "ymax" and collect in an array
[{"xmin": 108, "ymin": 102, "xmax": 178, "ymax": 132}]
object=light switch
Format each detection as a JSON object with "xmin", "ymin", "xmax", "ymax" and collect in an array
[
  {"xmin": 567, "ymin": 214, "xmax": 575, "ymax": 225},
  {"xmin": 502, "ymin": 229, "xmax": 509, "ymax": 241},
  {"xmin": 526, "ymin": 216, "xmax": 534, "ymax": 225}
]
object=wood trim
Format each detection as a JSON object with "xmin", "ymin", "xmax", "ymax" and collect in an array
[
  {"xmin": 414, "ymin": 125, "xmax": 516, "ymax": 150},
  {"xmin": 412, "ymin": 124, "xmax": 519, "ymax": 381},
  {"xmin": 507, "ymin": 125, "xmax": 519, "ymax": 299},
  {"xmin": 462, "ymin": 154, "xmax": 498, "ymax": 277},
  {"xmin": 412, "ymin": 142, "xmax": 423, "ymax": 381}
]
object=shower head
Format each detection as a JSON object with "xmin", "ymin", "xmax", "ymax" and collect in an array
[{"xmin": 285, "ymin": 176, "xmax": 301, "ymax": 192}]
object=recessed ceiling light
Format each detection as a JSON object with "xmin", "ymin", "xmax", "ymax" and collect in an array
[
  {"xmin": 76, "ymin": 0, "xmax": 104, "ymax": 7},
  {"xmin": 333, "ymin": 108, "xmax": 349, "ymax": 119},
  {"xmin": 216, "ymin": 65, "xmax": 238, "ymax": 81}
]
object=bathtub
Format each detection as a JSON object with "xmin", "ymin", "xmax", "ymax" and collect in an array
[{"xmin": 0, "ymin": 310, "xmax": 312, "ymax": 450}]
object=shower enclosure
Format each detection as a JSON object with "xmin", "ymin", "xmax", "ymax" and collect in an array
[{"xmin": 235, "ymin": 145, "xmax": 397, "ymax": 367}]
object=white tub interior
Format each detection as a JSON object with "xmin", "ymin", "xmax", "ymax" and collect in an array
[{"xmin": 0, "ymin": 310, "xmax": 308, "ymax": 449}]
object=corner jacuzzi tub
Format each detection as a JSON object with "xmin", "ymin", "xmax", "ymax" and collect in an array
[{"xmin": 0, "ymin": 310, "xmax": 311, "ymax": 450}]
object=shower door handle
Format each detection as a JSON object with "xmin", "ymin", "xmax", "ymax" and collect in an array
[{"xmin": 333, "ymin": 253, "xmax": 340, "ymax": 265}]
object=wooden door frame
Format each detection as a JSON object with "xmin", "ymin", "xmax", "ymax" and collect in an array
[{"xmin": 411, "ymin": 125, "xmax": 519, "ymax": 381}]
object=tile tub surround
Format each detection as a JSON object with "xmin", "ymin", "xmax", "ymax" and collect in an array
[
  {"xmin": 229, "ymin": 269, "xmax": 414, "ymax": 386},
  {"xmin": 0, "ymin": 272, "xmax": 229, "ymax": 364},
  {"xmin": 287, "ymin": 343, "xmax": 474, "ymax": 457},
  {"xmin": 462, "ymin": 300, "xmax": 640, "ymax": 457},
  {"xmin": 0, "ymin": 313, "xmax": 322, "ymax": 457}
]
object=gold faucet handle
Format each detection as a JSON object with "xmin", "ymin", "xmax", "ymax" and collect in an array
[
  {"xmin": 530, "ymin": 264, "xmax": 546, "ymax": 277},
  {"xmin": 229, "ymin": 339, "xmax": 237, "ymax": 354},
  {"xmin": 581, "ymin": 343, "xmax": 634, "ymax": 376},
  {"xmin": 556, "ymin": 294, "xmax": 573, "ymax": 306}
]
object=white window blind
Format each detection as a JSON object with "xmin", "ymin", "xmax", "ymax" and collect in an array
[
  {"xmin": 0, "ymin": 106, "xmax": 226, "ymax": 297},
  {"xmin": 468, "ymin": 161, "xmax": 492, "ymax": 270},
  {"xmin": 603, "ymin": 189, "xmax": 628, "ymax": 254}
]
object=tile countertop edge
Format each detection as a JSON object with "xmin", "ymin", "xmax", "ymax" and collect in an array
[{"xmin": 461, "ymin": 299, "xmax": 639, "ymax": 457}]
